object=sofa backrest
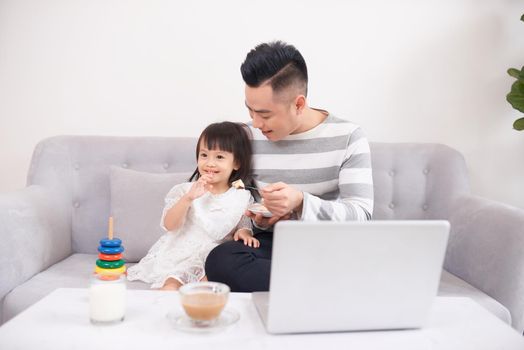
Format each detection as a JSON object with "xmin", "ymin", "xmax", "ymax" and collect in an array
[
  {"xmin": 370, "ymin": 143, "xmax": 470, "ymax": 220},
  {"xmin": 28, "ymin": 136, "xmax": 198, "ymax": 254},
  {"xmin": 28, "ymin": 136, "xmax": 470, "ymax": 254}
]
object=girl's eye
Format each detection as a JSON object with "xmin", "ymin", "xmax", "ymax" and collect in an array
[
  {"xmin": 200, "ymin": 153, "xmax": 207, "ymax": 158},
  {"xmin": 217, "ymin": 155, "xmax": 224, "ymax": 160}
]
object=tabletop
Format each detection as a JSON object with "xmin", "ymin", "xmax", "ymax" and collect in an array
[{"xmin": 0, "ymin": 288, "xmax": 523, "ymax": 350}]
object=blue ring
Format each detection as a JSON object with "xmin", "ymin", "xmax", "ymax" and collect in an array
[
  {"xmin": 99, "ymin": 238, "xmax": 122, "ymax": 247},
  {"xmin": 97, "ymin": 246, "xmax": 124, "ymax": 254}
]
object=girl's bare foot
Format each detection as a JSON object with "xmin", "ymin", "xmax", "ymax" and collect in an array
[{"xmin": 160, "ymin": 278, "xmax": 182, "ymax": 290}]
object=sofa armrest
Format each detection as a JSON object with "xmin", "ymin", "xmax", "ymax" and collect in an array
[
  {"xmin": 0, "ymin": 186, "xmax": 71, "ymax": 302},
  {"xmin": 445, "ymin": 194, "xmax": 524, "ymax": 334}
]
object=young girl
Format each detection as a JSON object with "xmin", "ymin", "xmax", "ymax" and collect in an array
[{"xmin": 127, "ymin": 122, "xmax": 259, "ymax": 290}]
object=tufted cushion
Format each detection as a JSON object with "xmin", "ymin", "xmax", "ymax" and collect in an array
[
  {"xmin": 370, "ymin": 143, "xmax": 469, "ymax": 220},
  {"xmin": 110, "ymin": 166, "xmax": 192, "ymax": 262},
  {"xmin": 27, "ymin": 136, "xmax": 197, "ymax": 254}
]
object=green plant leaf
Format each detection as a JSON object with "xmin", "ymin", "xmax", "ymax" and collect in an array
[
  {"xmin": 507, "ymin": 15, "xmax": 524, "ymax": 132},
  {"xmin": 513, "ymin": 117, "xmax": 524, "ymax": 131},
  {"xmin": 507, "ymin": 80, "xmax": 524, "ymax": 113},
  {"xmin": 508, "ymin": 68, "xmax": 521, "ymax": 79}
]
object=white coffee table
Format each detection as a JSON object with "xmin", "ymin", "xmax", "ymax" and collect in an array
[{"xmin": 0, "ymin": 288, "xmax": 522, "ymax": 350}]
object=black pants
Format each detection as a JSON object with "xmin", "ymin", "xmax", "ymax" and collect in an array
[{"xmin": 205, "ymin": 231, "xmax": 273, "ymax": 292}]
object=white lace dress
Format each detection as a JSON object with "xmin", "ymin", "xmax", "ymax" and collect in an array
[{"xmin": 127, "ymin": 182, "xmax": 252, "ymax": 288}]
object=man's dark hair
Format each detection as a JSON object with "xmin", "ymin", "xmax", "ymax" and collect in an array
[{"xmin": 241, "ymin": 41, "xmax": 308, "ymax": 97}]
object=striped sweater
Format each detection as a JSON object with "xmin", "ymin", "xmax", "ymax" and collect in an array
[{"xmin": 249, "ymin": 114, "xmax": 373, "ymax": 221}]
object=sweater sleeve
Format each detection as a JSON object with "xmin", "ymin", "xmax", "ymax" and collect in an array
[{"xmin": 300, "ymin": 127, "xmax": 374, "ymax": 221}]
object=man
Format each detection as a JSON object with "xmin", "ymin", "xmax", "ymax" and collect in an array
[{"xmin": 205, "ymin": 41, "xmax": 374, "ymax": 292}]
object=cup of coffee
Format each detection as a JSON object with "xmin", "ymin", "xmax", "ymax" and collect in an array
[{"xmin": 179, "ymin": 282, "xmax": 229, "ymax": 326}]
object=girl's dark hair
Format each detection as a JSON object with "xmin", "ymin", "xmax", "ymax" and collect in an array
[
  {"xmin": 189, "ymin": 122, "xmax": 254, "ymax": 189},
  {"xmin": 240, "ymin": 40, "xmax": 308, "ymax": 96}
]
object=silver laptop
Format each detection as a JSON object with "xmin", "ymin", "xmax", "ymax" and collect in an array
[{"xmin": 252, "ymin": 220, "xmax": 450, "ymax": 334}]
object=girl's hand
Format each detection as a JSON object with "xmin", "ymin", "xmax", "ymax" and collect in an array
[
  {"xmin": 233, "ymin": 229, "xmax": 260, "ymax": 248},
  {"xmin": 186, "ymin": 174, "xmax": 213, "ymax": 200}
]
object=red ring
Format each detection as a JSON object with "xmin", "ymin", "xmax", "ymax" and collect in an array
[{"xmin": 98, "ymin": 253, "xmax": 122, "ymax": 261}]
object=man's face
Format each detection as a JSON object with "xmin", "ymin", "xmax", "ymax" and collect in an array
[{"xmin": 245, "ymin": 84, "xmax": 300, "ymax": 141}]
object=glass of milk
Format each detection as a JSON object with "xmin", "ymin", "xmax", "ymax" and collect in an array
[{"xmin": 89, "ymin": 273, "xmax": 126, "ymax": 324}]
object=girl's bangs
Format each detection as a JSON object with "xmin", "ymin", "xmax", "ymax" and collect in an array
[{"xmin": 202, "ymin": 130, "xmax": 234, "ymax": 153}]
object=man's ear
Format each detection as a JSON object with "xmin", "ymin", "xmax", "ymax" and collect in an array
[{"xmin": 295, "ymin": 95, "xmax": 306, "ymax": 114}]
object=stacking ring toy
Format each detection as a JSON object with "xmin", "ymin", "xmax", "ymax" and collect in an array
[
  {"xmin": 95, "ymin": 265, "xmax": 126, "ymax": 275},
  {"xmin": 95, "ymin": 218, "xmax": 127, "ymax": 276},
  {"xmin": 95, "ymin": 273, "xmax": 121, "ymax": 281},
  {"xmin": 98, "ymin": 246, "xmax": 124, "ymax": 254},
  {"xmin": 98, "ymin": 253, "xmax": 123, "ymax": 261},
  {"xmin": 96, "ymin": 259, "xmax": 125, "ymax": 269},
  {"xmin": 99, "ymin": 238, "xmax": 122, "ymax": 247}
]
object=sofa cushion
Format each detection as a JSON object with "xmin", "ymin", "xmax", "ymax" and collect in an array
[
  {"xmin": 370, "ymin": 143, "xmax": 469, "ymax": 220},
  {"xmin": 110, "ymin": 167, "xmax": 192, "ymax": 262},
  {"xmin": 438, "ymin": 270, "xmax": 511, "ymax": 325}
]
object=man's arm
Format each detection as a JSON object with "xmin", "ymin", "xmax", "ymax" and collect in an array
[
  {"xmin": 261, "ymin": 127, "xmax": 373, "ymax": 222},
  {"xmin": 301, "ymin": 127, "xmax": 374, "ymax": 221}
]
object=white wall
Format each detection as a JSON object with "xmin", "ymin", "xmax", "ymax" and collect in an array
[{"xmin": 1, "ymin": 0, "xmax": 523, "ymax": 208}]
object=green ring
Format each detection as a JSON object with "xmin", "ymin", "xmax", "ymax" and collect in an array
[{"xmin": 96, "ymin": 259, "xmax": 125, "ymax": 269}]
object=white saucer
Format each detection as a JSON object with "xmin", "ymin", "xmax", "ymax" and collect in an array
[
  {"xmin": 248, "ymin": 204, "xmax": 273, "ymax": 217},
  {"xmin": 166, "ymin": 309, "xmax": 240, "ymax": 333}
]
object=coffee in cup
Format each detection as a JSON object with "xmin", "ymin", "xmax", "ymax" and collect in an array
[{"xmin": 179, "ymin": 282, "xmax": 230, "ymax": 326}]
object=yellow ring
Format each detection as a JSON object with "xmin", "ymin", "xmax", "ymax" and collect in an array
[{"xmin": 94, "ymin": 265, "xmax": 126, "ymax": 275}]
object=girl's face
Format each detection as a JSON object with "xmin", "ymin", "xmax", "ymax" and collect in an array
[{"xmin": 197, "ymin": 140, "xmax": 239, "ymax": 188}]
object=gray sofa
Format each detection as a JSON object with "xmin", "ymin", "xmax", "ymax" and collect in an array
[{"xmin": 1, "ymin": 136, "xmax": 523, "ymax": 334}]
